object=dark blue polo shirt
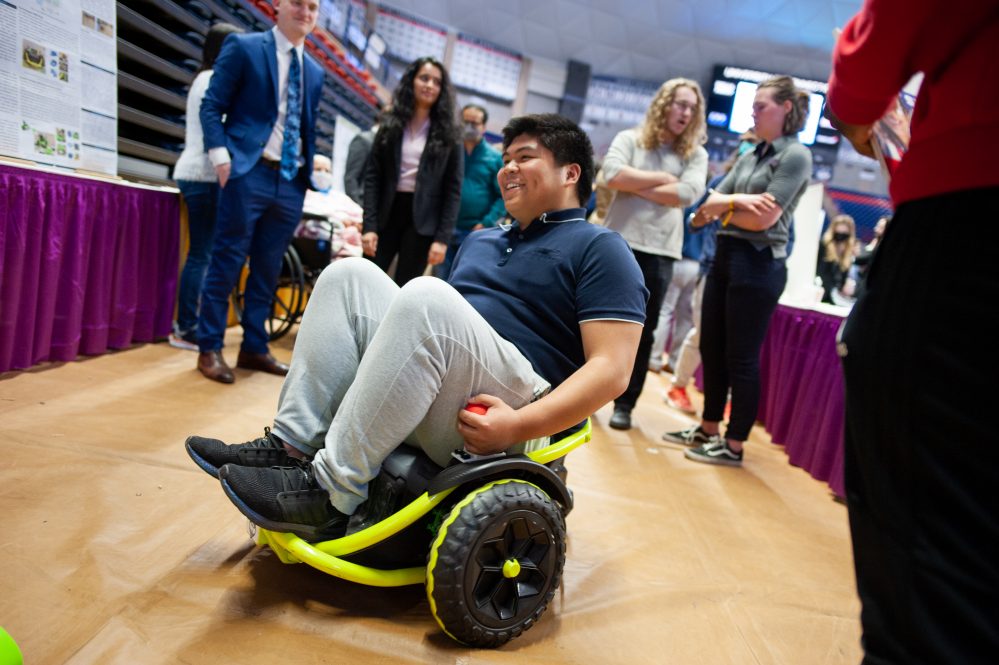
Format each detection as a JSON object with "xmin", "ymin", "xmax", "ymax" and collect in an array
[{"xmin": 448, "ymin": 207, "xmax": 648, "ymax": 387}]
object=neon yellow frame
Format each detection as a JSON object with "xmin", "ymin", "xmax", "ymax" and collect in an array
[{"xmin": 255, "ymin": 419, "xmax": 591, "ymax": 587}]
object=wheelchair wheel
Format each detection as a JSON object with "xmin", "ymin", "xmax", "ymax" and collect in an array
[
  {"xmin": 231, "ymin": 244, "xmax": 306, "ymax": 341},
  {"xmin": 426, "ymin": 480, "xmax": 566, "ymax": 648}
]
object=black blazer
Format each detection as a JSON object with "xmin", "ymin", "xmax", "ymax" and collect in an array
[
  {"xmin": 343, "ymin": 129, "xmax": 374, "ymax": 204},
  {"xmin": 362, "ymin": 127, "xmax": 463, "ymax": 244}
]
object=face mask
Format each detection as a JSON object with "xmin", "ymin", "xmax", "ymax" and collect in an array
[
  {"xmin": 737, "ymin": 140, "xmax": 756, "ymax": 155},
  {"xmin": 463, "ymin": 122, "xmax": 482, "ymax": 142},
  {"xmin": 311, "ymin": 170, "xmax": 333, "ymax": 193},
  {"xmin": 833, "ymin": 232, "xmax": 850, "ymax": 242}
]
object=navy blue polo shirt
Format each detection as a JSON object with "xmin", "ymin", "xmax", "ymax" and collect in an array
[{"xmin": 448, "ymin": 207, "xmax": 648, "ymax": 387}]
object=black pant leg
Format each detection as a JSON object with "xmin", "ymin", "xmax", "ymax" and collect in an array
[
  {"xmin": 615, "ymin": 250, "xmax": 673, "ymax": 411},
  {"xmin": 699, "ymin": 240, "xmax": 730, "ymax": 423},
  {"xmin": 371, "ymin": 192, "xmax": 413, "ymax": 276},
  {"xmin": 842, "ymin": 187, "xmax": 999, "ymax": 664},
  {"xmin": 394, "ymin": 225, "xmax": 434, "ymax": 285},
  {"xmin": 721, "ymin": 240, "xmax": 785, "ymax": 441}
]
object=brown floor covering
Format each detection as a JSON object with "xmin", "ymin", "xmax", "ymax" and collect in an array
[{"xmin": 0, "ymin": 331, "xmax": 861, "ymax": 664}]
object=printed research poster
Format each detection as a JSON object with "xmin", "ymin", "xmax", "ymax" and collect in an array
[{"xmin": 0, "ymin": 0, "xmax": 118, "ymax": 175}]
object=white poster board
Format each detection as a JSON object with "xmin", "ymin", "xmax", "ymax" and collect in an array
[
  {"xmin": 0, "ymin": 0, "xmax": 117, "ymax": 175},
  {"xmin": 781, "ymin": 182, "xmax": 826, "ymax": 306}
]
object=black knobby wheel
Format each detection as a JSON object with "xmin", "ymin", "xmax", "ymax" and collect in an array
[
  {"xmin": 230, "ymin": 244, "xmax": 306, "ymax": 341},
  {"xmin": 426, "ymin": 480, "xmax": 567, "ymax": 648}
]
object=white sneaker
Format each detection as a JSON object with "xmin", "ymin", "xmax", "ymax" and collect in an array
[{"xmin": 168, "ymin": 333, "xmax": 199, "ymax": 352}]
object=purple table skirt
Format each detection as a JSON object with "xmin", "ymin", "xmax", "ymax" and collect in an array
[
  {"xmin": 0, "ymin": 164, "xmax": 180, "ymax": 373},
  {"xmin": 758, "ymin": 304, "xmax": 846, "ymax": 498}
]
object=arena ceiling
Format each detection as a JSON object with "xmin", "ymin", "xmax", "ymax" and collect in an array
[{"xmin": 380, "ymin": 0, "xmax": 864, "ymax": 85}]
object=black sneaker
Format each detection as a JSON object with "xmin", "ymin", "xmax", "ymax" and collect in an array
[
  {"xmin": 609, "ymin": 407, "xmax": 632, "ymax": 430},
  {"xmin": 219, "ymin": 463, "xmax": 349, "ymax": 541},
  {"xmin": 185, "ymin": 427, "xmax": 301, "ymax": 478},
  {"xmin": 661, "ymin": 424, "xmax": 717, "ymax": 449},
  {"xmin": 684, "ymin": 439, "xmax": 743, "ymax": 467}
]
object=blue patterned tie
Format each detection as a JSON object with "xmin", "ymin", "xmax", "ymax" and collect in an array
[{"xmin": 280, "ymin": 48, "xmax": 302, "ymax": 181}]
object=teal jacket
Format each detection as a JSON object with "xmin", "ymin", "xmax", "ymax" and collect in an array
[{"xmin": 456, "ymin": 141, "xmax": 506, "ymax": 230}]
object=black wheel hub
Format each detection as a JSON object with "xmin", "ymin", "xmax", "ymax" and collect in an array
[{"xmin": 467, "ymin": 509, "xmax": 556, "ymax": 626}]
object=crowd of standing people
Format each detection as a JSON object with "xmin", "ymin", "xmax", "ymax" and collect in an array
[{"xmin": 168, "ymin": 0, "xmax": 998, "ymax": 659}]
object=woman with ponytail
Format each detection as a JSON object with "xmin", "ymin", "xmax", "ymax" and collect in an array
[{"xmin": 662, "ymin": 75, "xmax": 812, "ymax": 466}]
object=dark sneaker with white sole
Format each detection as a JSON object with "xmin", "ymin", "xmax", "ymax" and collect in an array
[
  {"xmin": 186, "ymin": 427, "xmax": 302, "ymax": 478},
  {"xmin": 684, "ymin": 439, "xmax": 743, "ymax": 467},
  {"xmin": 219, "ymin": 463, "xmax": 349, "ymax": 541},
  {"xmin": 661, "ymin": 424, "xmax": 718, "ymax": 449}
]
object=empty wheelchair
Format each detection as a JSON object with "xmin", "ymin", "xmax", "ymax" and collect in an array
[{"xmin": 230, "ymin": 214, "xmax": 359, "ymax": 341}]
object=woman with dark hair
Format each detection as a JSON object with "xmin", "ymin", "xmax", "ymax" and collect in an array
[
  {"xmin": 361, "ymin": 56, "xmax": 462, "ymax": 284},
  {"xmin": 662, "ymin": 75, "xmax": 813, "ymax": 466},
  {"xmin": 169, "ymin": 22, "xmax": 243, "ymax": 350}
]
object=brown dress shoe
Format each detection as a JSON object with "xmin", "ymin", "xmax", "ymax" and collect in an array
[
  {"xmin": 236, "ymin": 351, "xmax": 290, "ymax": 376},
  {"xmin": 198, "ymin": 350, "xmax": 235, "ymax": 384}
]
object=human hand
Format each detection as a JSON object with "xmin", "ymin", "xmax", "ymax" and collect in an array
[
  {"xmin": 215, "ymin": 163, "xmax": 231, "ymax": 188},
  {"xmin": 840, "ymin": 122, "xmax": 876, "ymax": 159},
  {"xmin": 427, "ymin": 241, "xmax": 447, "ymax": 266},
  {"xmin": 732, "ymin": 193, "xmax": 777, "ymax": 215},
  {"xmin": 471, "ymin": 223, "xmax": 485, "ymax": 231},
  {"xmin": 361, "ymin": 232, "xmax": 378, "ymax": 257},
  {"xmin": 690, "ymin": 208, "xmax": 712, "ymax": 228},
  {"xmin": 825, "ymin": 107, "xmax": 875, "ymax": 159},
  {"xmin": 456, "ymin": 394, "xmax": 523, "ymax": 455}
]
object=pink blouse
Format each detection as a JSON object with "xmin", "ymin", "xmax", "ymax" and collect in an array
[{"xmin": 397, "ymin": 117, "xmax": 430, "ymax": 193}]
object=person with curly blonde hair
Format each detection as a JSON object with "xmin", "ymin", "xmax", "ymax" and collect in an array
[
  {"xmin": 638, "ymin": 78, "xmax": 708, "ymax": 160},
  {"xmin": 601, "ymin": 78, "xmax": 709, "ymax": 430}
]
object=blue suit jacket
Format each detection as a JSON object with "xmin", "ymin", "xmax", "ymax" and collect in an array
[{"xmin": 200, "ymin": 30, "xmax": 324, "ymax": 181}]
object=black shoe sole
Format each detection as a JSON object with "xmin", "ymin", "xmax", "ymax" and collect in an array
[
  {"xmin": 219, "ymin": 472, "xmax": 345, "ymax": 542},
  {"xmin": 608, "ymin": 414, "xmax": 632, "ymax": 430},
  {"xmin": 185, "ymin": 439, "xmax": 222, "ymax": 478}
]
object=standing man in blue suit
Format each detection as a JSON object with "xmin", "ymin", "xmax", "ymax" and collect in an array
[{"xmin": 196, "ymin": 0, "xmax": 324, "ymax": 384}]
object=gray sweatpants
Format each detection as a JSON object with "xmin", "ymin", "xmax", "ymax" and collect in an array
[{"xmin": 271, "ymin": 257, "xmax": 550, "ymax": 514}]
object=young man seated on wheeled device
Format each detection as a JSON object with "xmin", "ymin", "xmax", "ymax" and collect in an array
[{"xmin": 186, "ymin": 114, "xmax": 648, "ymax": 541}]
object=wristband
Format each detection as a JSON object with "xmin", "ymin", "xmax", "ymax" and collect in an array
[{"xmin": 721, "ymin": 199, "xmax": 735, "ymax": 227}]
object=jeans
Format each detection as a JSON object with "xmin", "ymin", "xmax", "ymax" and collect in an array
[
  {"xmin": 271, "ymin": 258, "xmax": 551, "ymax": 514},
  {"xmin": 699, "ymin": 236, "xmax": 785, "ymax": 442},
  {"xmin": 671, "ymin": 274, "xmax": 705, "ymax": 389},
  {"xmin": 614, "ymin": 250, "xmax": 672, "ymax": 411},
  {"xmin": 175, "ymin": 180, "xmax": 220, "ymax": 335},
  {"xmin": 649, "ymin": 257, "xmax": 700, "ymax": 369}
]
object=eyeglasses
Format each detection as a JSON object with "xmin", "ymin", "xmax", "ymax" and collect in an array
[{"xmin": 671, "ymin": 100, "xmax": 697, "ymax": 113}]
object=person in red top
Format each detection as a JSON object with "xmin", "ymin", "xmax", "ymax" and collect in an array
[{"xmin": 827, "ymin": 1, "xmax": 999, "ymax": 663}]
